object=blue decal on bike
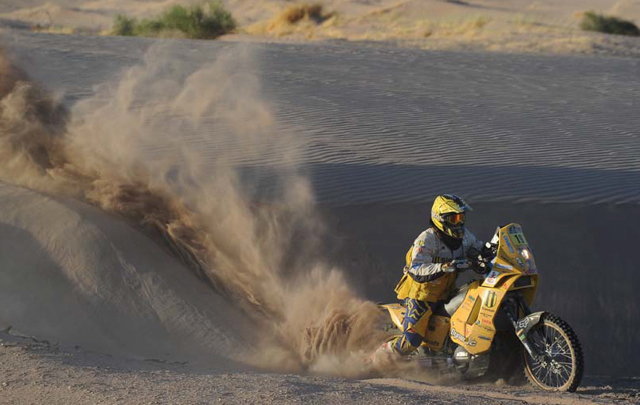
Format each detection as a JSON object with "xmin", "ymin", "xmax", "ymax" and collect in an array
[{"xmin": 502, "ymin": 234, "xmax": 515, "ymax": 254}]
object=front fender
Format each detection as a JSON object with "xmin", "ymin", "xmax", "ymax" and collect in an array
[
  {"xmin": 514, "ymin": 311, "xmax": 546, "ymax": 358},
  {"xmin": 515, "ymin": 311, "xmax": 545, "ymax": 341}
]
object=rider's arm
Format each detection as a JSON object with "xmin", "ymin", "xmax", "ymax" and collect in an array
[
  {"xmin": 464, "ymin": 230, "xmax": 493, "ymax": 271},
  {"xmin": 465, "ymin": 229, "xmax": 484, "ymax": 251},
  {"xmin": 407, "ymin": 232, "xmax": 447, "ymax": 283}
]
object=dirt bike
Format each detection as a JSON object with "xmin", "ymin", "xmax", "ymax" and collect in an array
[{"xmin": 381, "ymin": 223, "xmax": 584, "ymax": 392}]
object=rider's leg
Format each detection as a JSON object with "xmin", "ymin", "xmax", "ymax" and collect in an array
[{"xmin": 388, "ymin": 298, "xmax": 432, "ymax": 355}]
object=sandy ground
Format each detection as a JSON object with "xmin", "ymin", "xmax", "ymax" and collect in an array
[{"xmin": 2, "ymin": 330, "xmax": 639, "ymax": 404}]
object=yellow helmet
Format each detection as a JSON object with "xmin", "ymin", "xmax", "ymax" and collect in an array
[{"xmin": 431, "ymin": 194, "xmax": 472, "ymax": 239}]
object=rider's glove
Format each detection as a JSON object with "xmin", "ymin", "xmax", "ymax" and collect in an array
[
  {"xmin": 443, "ymin": 263, "xmax": 456, "ymax": 273},
  {"xmin": 480, "ymin": 243, "xmax": 494, "ymax": 260},
  {"xmin": 474, "ymin": 261, "xmax": 492, "ymax": 275}
]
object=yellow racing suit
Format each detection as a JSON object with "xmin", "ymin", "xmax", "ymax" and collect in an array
[{"xmin": 390, "ymin": 227, "xmax": 483, "ymax": 355}]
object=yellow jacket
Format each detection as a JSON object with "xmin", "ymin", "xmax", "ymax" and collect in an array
[{"xmin": 395, "ymin": 227, "xmax": 482, "ymax": 302}]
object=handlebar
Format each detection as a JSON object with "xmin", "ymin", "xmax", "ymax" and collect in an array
[{"xmin": 466, "ymin": 242, "xmax": 496, "ymax": 275}]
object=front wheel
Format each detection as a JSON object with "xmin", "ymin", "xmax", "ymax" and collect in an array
[{"xmin": 523, "ymin": 313, "xmax": 584, "ymax": 392}]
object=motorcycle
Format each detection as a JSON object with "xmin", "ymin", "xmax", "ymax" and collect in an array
[{"xmin": 380, "ymin": 223, "xmax": 584, "ymax": 392}]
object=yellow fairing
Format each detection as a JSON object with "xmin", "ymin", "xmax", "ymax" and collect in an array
[
  {"xmin": 449, "ymin": 285, "xmax": 506, "ymax": 354},
  {"xmin": 423, "ymin": 316, "xmax": 451, "ymax": 350},
  {"xmin": 490, "ymin": 223, "xmax": 539, "ymax": 306},
  {"xmin": 449, "ymin": 224, "xmax": 540, "ymax": 354}
]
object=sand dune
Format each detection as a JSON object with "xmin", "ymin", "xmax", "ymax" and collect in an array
[
  {"xmin": 1, "ymin": 0, "xmax": 640, "ymax": 56},
  {"xmin": 5, "ymin": 30, "xmax": 639, "ymax": 204},
  {"xmin": 0, "ymin": 182, "xmax": 249, "ymax": 362}
]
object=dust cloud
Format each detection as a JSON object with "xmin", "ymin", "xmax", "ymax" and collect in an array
[{"xmin": 0, "ymin": 43, "xmax": 390, "ymax": 374}]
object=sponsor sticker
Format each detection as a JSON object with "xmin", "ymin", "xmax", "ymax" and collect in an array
[
  {"xmin": 484, "ymin": 291, "xmax": 498, "ymax": 308},
  {"xmin": 450, "ymin": 328, "xmax": 477, "ymax": 347},
  {"xmin": 517, "ymin": 318, "xmax": 530, "ymax": 329},
  {"xmin": 512, "ymin": 233, "xmax": 528, "ymax": 247},
  {"xmin": 495, "ymin": 262, "xmax": 514, "ymax": 271},
  {"xmin": 484, "ymin": 270, "xmax": 500, "ymax": 286},
  {"xmin": 502, "ymin": 234, "xmax": 515, "ymax": 254}
]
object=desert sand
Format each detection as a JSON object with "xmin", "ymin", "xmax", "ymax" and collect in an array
[
  {"xmin": 0, "ymin": 0, "xmax": 639, "ymax": 404},
  {"xmin": 2, "ymin": 0, "xmax": 640, "ymax": 56}
]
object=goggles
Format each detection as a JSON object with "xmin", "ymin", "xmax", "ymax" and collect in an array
[{"xmin": 444, "ymin": 212, "xmax": 465, "ymax": 226}]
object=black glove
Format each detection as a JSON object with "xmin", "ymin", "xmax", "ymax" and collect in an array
[
  {"xmin": 473, "ymin": 261, "xmax": 492, "ymax": 275},
  {"xmin": 480, "ymin": 243, "xmax": 494, "ymax": 260}
]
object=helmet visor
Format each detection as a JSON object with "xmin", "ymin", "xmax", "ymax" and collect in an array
[{"xmin": 444, "ymin": 212, "xmax": 465, "ymax": 226}]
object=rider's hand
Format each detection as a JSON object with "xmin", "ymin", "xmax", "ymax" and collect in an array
[
  {"xmin": 443, "ymin": 262, "xmax": 456, "ymax": 273},
  {"xmin": 473, "ymin": 261, "xmax": 492, "ymax": 275},
  {"xmin": 444, "ymin": 259, "xmax": 470, "ymax": 273},
  {"xmin": 480, "ymin": 243, "xmax": 494, "ymax": 260}
]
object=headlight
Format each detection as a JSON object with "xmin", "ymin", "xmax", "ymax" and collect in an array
[{"xmin": 520, "ymin": 249, "xmax": 531, "ymax": 259}]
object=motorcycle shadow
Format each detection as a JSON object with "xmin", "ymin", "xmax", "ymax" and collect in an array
[{"xmin": 576, "ymin": 376, "xmax": 640, "ymax": 400}]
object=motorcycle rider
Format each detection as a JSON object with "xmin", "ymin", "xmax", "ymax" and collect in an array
[{"xmin": 378, "ymin": 194, "xmax": 486, "ymax": 356}]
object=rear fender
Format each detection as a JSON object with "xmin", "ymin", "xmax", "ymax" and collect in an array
[{"xmin": 380, "ymin": 303, "xmax": 405, "ymax": 331}]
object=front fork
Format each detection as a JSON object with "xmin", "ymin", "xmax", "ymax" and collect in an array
[{"xmin": 502, "ymin": 293, "xmax": 545, "ymax": 360}]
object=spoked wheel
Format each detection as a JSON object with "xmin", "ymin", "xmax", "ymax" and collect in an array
[{"xmin": 523, "ymin": 313, "xmax": 584, "ymax": 392}]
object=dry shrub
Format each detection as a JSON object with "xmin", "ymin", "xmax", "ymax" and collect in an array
[
  {"xmin": 423, "ymin": 16, "xmax": 491, "ymax": 38},
  {"xmin": 264, "ymin": 3, "xmax": 336, "ymax": 35},
  {"xmin": 31, "ymin": 25, "xmax": 78, "ymax": 35},
  {"xmin": 281, "ymin": 3, "xmax": 327, "ymax": 24},
  {"xmin": 579, "ymin": 11, "xmax": 640, "ymax": 37}
]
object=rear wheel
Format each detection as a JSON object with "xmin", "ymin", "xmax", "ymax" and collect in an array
[{"xmin": 523, "ymin": 314, "xmax": 583, "ymax": 392}]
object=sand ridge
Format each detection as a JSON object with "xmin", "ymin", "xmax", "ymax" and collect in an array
[{"xmin": 1, "ymin": 0, "xmax": 640, "ymax": 56}]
